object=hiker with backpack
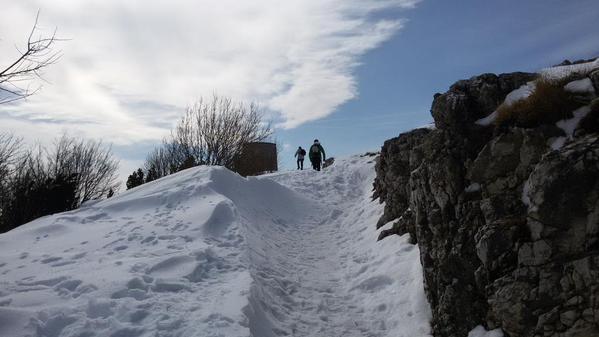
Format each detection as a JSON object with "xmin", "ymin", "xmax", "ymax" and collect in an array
[
  {"xmin": 309, "ymin": 139, "xmax": 326, "ymax": 171},
  {"xmin": 295, "ymin": 146, "xmax": 306, "ymax": 170}
]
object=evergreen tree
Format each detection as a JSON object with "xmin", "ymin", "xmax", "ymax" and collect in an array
[
  {"xmin": 145, "ymin": 166, "xmax": 158, "ymax": 183},
  {"xmin": 126, "ymin": 168, "xmax": 145, "ymax": 190}
]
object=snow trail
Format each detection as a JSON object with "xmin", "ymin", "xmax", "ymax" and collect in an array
[
  {"xmin": 0, "ymin": 154, "xmax": 431, "ymax": 337},
  {"xmin": 248, "ymin": 155, "xmax": 431, "ymax": 336}
]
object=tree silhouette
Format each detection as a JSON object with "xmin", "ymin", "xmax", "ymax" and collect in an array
[{"xmin": 0, "ymin": 12, "xmax": 62, "ymax": 104}]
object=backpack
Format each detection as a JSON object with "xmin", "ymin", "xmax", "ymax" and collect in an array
[
  {"xmin": 300, "ymin": 149, "xmax": 306, "ymax": 156},
  {"xmin": 310, "ymin": 145, "xmax": 320, "ymax": 154}
]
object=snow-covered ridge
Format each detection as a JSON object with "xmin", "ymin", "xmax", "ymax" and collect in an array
[
  {"xmin": 540, "ymin": 58, "xmax": 599, "ymax": 80},
  {"xmin": 0, "ymin": 155, "xmax": 432, "ymax": 337}
]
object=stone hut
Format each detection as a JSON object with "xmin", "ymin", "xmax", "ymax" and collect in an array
[{"xmin": 234, "ymin": 142, "xmax": 277, "ymax": 177}]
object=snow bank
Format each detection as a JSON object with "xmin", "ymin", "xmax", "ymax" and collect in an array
[
  {"xmin": 0, "ymin": 166, "xmax": 312, "ymax": 337},
  {"xmin": 0, "ymin": 155, "xmax": 432, "ymax": 336}
]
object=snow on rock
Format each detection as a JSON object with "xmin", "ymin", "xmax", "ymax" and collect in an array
[
  {"xmin": 0, "ymin": 155, "xmax": 432, "ymax": 337},
  {"xmin": 468, "ymin": 325, "xmax": 504, "ymax": 337},
  {"xmin": 556, "ymin": 105, "xmax": 591, "ymax": 139},
  {"xmin": 475, "ymin": 82, "xmax": 535, "ymax": 126},
  {"xmin": 549, "ymin": 136, "xmax": 567, "ymax": 150},
  {"xmin": 465, "ymin": 183, "xmax": 481, "ymax": 193},
  {"xmin": 540, "ymin": 58, "xmax": 599, "ymax": 81},
  {"xmin": 564, "ymin": 78, "xmax": 596, "ymax": 94},
  {"xmin": 547, "ymin": 105, "xmax": 591, "ymax": 150},
  {"xmin": 475, "ymin": 110, "xmax": 498, "ymax": 126},
  {"xmin": 503, "ymin": 82, "xmax": 536, "ymax": 105},
  {"xmin": 419, "ymin": 122, "xmax": 436, "ymax": 130}
]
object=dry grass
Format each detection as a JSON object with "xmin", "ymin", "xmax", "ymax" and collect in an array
[{"xmin": 494, "ymin": 78, "xmax": 584, "ymax": 127}]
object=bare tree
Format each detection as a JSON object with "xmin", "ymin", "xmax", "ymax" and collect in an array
[
  {"xmin": 0, "ymin": 133, "xmax": 23, "ymax": 219},
  {"xmin": 0, "ymin": 133, "xmax": 23, "ymax": 181},
  {"xmin": 144, "ymin": 143, "xmax": 179, "ymax": 179},
  {"xmin": 143, "ymin": 95, "xmax": 272, "ymax": 179},
  {"xmin": 1, "ymin": 144, "xmax": 80, "ymax": 231},
  {"xmin": 1, "ymin": 134, "xmax": 120, "ymax": 232},
  {"xmin": 177, "ymin": 95, "xmax": 272, "ymax": 167},
  {"xmin": 0, "ymin": 12, "xmax": 62, "ymax": 104},
  {"xmin": 47, "ymin": 134, "xmax": 120, "ymax": 205}
]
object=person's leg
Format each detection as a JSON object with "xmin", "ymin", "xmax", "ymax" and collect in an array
[
  {"xmin": 316, "ymin": 158, "xmax": 321, "ymax": 171},
  {"xmin": 300, "ymin": 159, "xmax": 303, "ymax": 170},
  {"xmin": 297, "ymin": 159, "xmax": 300, "ymax": 169}
]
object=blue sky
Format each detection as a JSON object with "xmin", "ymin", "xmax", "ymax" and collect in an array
[
  {"xmin": 1, "ymin": 0, "xmax": 598, "ymax": 180},
  {"xmin": 278, "ymin": 0, "xmax": 599, "ymax": 168}
]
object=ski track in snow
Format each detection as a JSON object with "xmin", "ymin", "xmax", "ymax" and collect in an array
[{"xmin": 0, "ymin": 155, "xmax": 432, "ymax": 337}]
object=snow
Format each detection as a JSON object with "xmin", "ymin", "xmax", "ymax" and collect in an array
[
  {"xmin": 503, "ymin": 82, "xmax": 536, "ymax": 106},
  {"xmin": 0, "ymin": 155, "xmax": 432, "ymax": 337},
  {"xmin": 419, "ymin": 122, "xmax": 436, "ymax": 130},
  {"xmin": 465, "ymin": 183, "xmax": 481, "ymax": 193},
  {"xmin": 549, "ymin": 136, "xmax": 567, "ymax": 150},
  {"xmin": 564, "ymin": 78, "xmax": 596, "ymax": 95},
  {"xmin": 548, "ymin": 105, "xmax": 590, "ymax": 150},
  {"xmin": 556, "ymin": 105, "xmax": 591, "ymax": 138},
  {"xmin": 538, "ymin": 104, "xmax": 590, "ymax": 150},
  {"xmin": 540, "ymin": 58, "xmax": 599, "ymax": 81},
  {"xmin": 521, "ymin": 179, "xmax": 538, "ymax": 213},
  {"xmin": 476, "ymin": 82, "xmax": 535, "ymax": 126},
  {"xmin": 468, "ymin": 325, "xmax": 504, "ymax": 337},
  {"xmin": 475, "ymin": 110, "xmax": 498, "ymax": 126}
]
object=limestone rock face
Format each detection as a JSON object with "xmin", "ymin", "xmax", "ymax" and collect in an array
[
  {"xmin": 431, "ymin": 72, "xmax": 536, "ymax": 130},
  {"xmin": 374, "ymin": 70, "xmax": 599, "ymax": 337}
]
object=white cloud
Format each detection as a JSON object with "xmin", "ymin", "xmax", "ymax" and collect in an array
[{"xmin": 0, "ymin": 0, "xmax": 419, "ymax": 145}]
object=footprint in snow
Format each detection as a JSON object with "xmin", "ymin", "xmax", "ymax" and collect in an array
[
  {"xmin": 40, "ymin": 256, "xmax": 62, "ymax": 264},
  {"xmin": 351, "ymin": 275, "xmax": 394, "ymax": 293}
]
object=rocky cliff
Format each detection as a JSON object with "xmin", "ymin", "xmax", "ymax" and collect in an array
[{"xmin": 374, "ymin": 62, "xmax": 599, "ymax": 337}]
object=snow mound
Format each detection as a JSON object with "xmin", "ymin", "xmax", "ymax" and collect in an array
[{"xmin": 0, "ymin": 155, "xmax": 432, "ymax": 337}]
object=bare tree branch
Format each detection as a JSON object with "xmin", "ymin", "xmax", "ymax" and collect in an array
[{"xmin": 0, "ymin": 11, "xmax": 63, "ymax": 104}]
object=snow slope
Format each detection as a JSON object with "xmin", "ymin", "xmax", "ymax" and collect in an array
[{"xmin": 0, "ymin": 155, "xmax": 432, "ymax": 337}]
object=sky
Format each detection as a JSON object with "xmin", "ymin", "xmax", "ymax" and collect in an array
[{"xmin": 1, "ymin": 0, "xmax": 598, "ymax": 183}]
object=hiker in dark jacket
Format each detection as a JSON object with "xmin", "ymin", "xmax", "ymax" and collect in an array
[
  {"xmin": 294, "ymin": 146, "xmax": 306, "ymax": 170},
  {"xmin": 308, "ymin": 139, "xmax": 326, "ymax": 171}
]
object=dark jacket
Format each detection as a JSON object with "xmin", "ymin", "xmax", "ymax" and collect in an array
[{"xmin": 308, "ymin": 143, "xmax": 325, "ymax": 161}]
